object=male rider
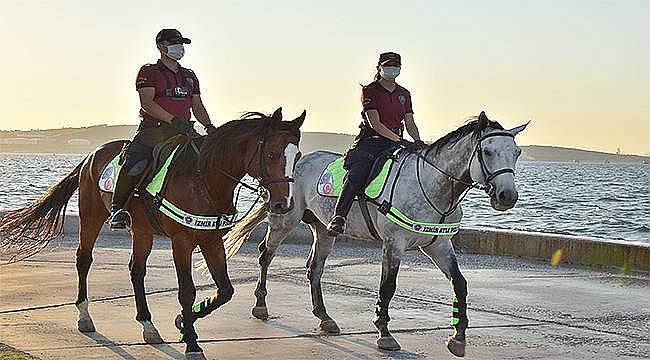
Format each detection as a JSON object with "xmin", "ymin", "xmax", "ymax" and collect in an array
[{"xmin": 109, "ymin": 29, "xmax": 217, "ymax": 230}]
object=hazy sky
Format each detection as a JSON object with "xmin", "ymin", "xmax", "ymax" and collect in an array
[{"xmin": 3, "ymin": 0, "xmax": 649, "ymax": 154}]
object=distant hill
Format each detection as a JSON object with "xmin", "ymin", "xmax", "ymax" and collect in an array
[{"xmin": 0, "ymin": 125, "xmax": 647, "ymax": 164}]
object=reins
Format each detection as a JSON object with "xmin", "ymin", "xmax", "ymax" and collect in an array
[{"xmin": 394, "ymin": 130, "xmax": 515, "ymax": 248}]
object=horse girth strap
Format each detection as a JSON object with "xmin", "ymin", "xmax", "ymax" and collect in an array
[{"xmin": 358, "ymin": 196, "xmax": 383, "ymax": 242}]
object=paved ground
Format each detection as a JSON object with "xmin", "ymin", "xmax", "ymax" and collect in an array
[{"xmin": 0, "ymin": 235, "xmax": 648, "ymax": 359}]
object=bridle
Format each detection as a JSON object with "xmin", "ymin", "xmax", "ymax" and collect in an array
[
  {"xmin": 190, "ymin": 125, "xmax": 298, "ymax": 214},
  {"xmin": 472, "ymin": 131, "xmax": 516, "ymax": 196},
  {"xmin": 411, "ymin": 130, "xmax": 517, "ymax": 218},
  {"xmin": 245, "ymin": 126, "xmax": 298, "ymax": 187}
]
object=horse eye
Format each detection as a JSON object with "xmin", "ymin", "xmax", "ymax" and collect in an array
[
  {"xmin": 483, "ymin": 149, "xmax": 492, "ymax": 156},
  {"xmin": 267, "ymin": 153, "xmax": 276, "ymax": 160}
]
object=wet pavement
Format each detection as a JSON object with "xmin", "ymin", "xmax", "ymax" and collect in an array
[{"xmin": 0, "ymin": 236, "xmax": 648, "ymax": 359}]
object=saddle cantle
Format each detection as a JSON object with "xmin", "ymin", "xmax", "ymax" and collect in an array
[{"xmin": 317, "ymin": 148, "xmax": 401, "ymax": 199}]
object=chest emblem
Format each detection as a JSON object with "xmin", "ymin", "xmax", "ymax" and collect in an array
[{"xmin": 398, "ymin": 95, "xmax": 406, "ymax": 105}]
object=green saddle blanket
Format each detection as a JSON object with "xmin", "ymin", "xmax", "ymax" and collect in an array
[
  {"xmin": 317, "ymin": 149, "xmax": 399, "ymax": 199},
  {"xmin": 98, "ymin": 138, "xmax": 236, "ymax": 231}
]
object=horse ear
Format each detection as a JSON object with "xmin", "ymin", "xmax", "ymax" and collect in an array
[
  {"xmin": 478, "ymin": 111, "xmax": 488, "ymax": 122},
  {"xmin": 508, "ymin": 121, "xmax": 530, "ymax": 136},
  {"xmin": 271, "ymin": 107, "xmax": 283, "ymax": 122},
  {"xmin": 292, "ymin": 110, "xmax": 306, "ymax": 129}
]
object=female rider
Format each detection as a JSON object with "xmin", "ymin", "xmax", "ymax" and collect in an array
[{"xmin": 327, "ymin": 52, "xmax": 426, "ymax": 235}]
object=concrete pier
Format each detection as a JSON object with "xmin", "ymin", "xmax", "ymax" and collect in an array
[{"xmin": 1, "ymin": 232, "xmax": 648, "ymax": 359}]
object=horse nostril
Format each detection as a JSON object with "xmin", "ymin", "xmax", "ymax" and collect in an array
[
  {"xmin": 498, "ymin": 190, "xmax": 517, "ymax": 205},
  {"xmin": 272, "ymin": 203, "xmax": 286, "ymax": 212}
]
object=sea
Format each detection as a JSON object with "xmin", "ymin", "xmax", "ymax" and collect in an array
[{"xmin": 0, "ymin": 153, "xmax": 648, "ymax": 244}]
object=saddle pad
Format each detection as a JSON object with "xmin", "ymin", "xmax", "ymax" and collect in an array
[
  {"xmin": 98, "ymin": 143, "xmax": 235, "ymax": 231},
  {"xmin": 98, "ymin": 155, "xmax": 123, "ymax": 193},
  {"xmin": 317, "ymin": 149, "xmax": 398, "ymax": 199},
  {"xmin": 98, "ymin": 148, "xmax": 177, "ymax": 194}
]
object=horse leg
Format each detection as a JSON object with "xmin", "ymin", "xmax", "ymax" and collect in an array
[
  {"xmin": 75, "ymin": 177, "xmax": 107, "ymax": 333},
  {"xmin": 305, "ymin": 221, "xmax": 340, "ymax": 334},
  {"xmin": 129, "ymin": 231, "xmax": 163, "ymax": 344},
  {"xmin": 252, "ymin": 214, "xmax": 299, "ymax": 320},
  {"xmin": 171, "ymin": 237, "xmax": 204, "ymax": 357},
  {"xmin": 420, "ymin": 239, "xmax": 468, "ymax": 357},
  {"xmin": 373, "ymin": 241, "xmax": 404, "ymax": 351},
  {"xmin": 75, "ymin": 215, "xmax": 103, "ymax": 332},
  {"xmin": 184, "ymin": 239, "xmax": 234, "ymax": 322}
]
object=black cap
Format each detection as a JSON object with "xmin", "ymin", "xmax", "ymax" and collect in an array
[
  {"xmin": 155, "ymin": 29, "xmax": 191, "ymax": 44},
  {"xmin": 378, "ymin": 52, "xmax": 401, "ymax": 66}
]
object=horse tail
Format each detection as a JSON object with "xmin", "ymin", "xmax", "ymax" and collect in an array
[
  {"xmin": 0, "ymin": 158, "xmax": 86, "ymax": 264},
  {"xmin": 223, "ymin": 204, "xmax": 269, "ymax": 259}
]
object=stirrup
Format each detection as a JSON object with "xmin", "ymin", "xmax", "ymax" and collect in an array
[{"xmin": 109, "ymin": 209, "xmax": 132, "ymax": 230}]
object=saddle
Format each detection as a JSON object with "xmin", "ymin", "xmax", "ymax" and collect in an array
[
  {"xmin": 317, "ymin": 147, "xmax": 401, "ymax": 199},
  {"xmin": 99, "ymin": 135, "xmax": 188, "ymax": 194}
]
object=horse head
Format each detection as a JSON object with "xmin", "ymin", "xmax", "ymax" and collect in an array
[
  {"xmin": 246, "ymin": 107, "xmax": 305, "ymax": 214},
  {"xmin": 469, "ymin": 111, "xmax": 529, "ymax": 211}
]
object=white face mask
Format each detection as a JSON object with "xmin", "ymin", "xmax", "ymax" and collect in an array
[
  {"xmin": 380, "ymin": 66, "xmax": 401, "ymax": 80},
  {"xmin": 165, "ymin": 44, "xmax": 185, "ymax": 61}
]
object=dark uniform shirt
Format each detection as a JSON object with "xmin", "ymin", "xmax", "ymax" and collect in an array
[
  {"xmin": 135, "ymin": 60, "xmax": 200, "ymax": 123},
  {"xmin": 360, "ymin": 81, "xmax": 413, "ymax": 133}
]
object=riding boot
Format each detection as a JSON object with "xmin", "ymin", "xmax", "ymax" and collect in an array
[
  {"xmin": 326, "ymin": 181, "xmax": 358, "ymax": 236},
  {"xmin": 109, "ymin": 166, "xmax": 141, "ymax": 230}
]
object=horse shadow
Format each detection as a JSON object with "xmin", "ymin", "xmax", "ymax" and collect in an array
[
  {"xmin": 262, "ymin": 319, "xmax": 427, "ymax": 360},
  {"xmin": 82, "ymin": 331, "xmax": 184, "ymax": 359}
]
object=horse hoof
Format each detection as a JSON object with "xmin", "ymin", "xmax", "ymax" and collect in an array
[
  {"xmin": 446, "ymin": 336, "xmax": 466, "ymax": 357},
  {"xmin": 185, "ymin": 352, "xmax": 206, "ymax": 360},
  {"xmin": 319, "ymin": 319, "xmax": 341, "ymax": 335},
  {"xmin": 140, "ymin": 321, "xmax": 164, "ymax": 344},
  {"xmin": 377, "ymin": 336, "xmax": 401, "ymax": 351},
  {"xmin": 175, "ymin": 314, "xmax": 184, "ymax": 331},
  {"xmin": 77, "ymin": 318, "xmax": 96, "ymax": 333},
  {"xmin": 252, "ymin": 306, "xmax": 269, "ymax": 320}
]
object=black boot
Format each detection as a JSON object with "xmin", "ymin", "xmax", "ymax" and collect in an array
[
  {"xmin": 327, "ymin": 181, "xmax": 358, "ymax": 236},
  {"xmin": 109, "ymin": 166, "xmax": 140, "ymax": 231}
]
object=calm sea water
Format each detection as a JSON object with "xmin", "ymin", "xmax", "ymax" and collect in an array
[{"xmin": 0, "ymin": 153, "xmax": 648, "ymax": 243}]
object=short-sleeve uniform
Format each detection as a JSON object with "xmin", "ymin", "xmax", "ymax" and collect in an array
[
  {"xmin": 125, "ymin": 60, "xmax": 201, "ymax": 163},
  {"xmin": 343, "ymin": 81, "xmax": 414, "ymax": 190},
  {"xmin": 135, "ymin": 60, "xmax": 200, "ymax": 124}
]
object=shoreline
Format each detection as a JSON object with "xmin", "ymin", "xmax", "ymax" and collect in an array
[{"xmin": 56, "ymin": 215, "xmax": 649, "ymax": 271}]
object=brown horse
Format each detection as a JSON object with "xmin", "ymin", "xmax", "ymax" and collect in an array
[{"xmin": 0, "ymin": 108, "xmax": 305, "ymax": 358}]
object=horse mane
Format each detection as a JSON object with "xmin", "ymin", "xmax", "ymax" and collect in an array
[
  {"xmin": 174, "ymin": 112, "xmax": 300, "ymax": 176},
  {"xmin": 428, "ymin": 115, "xmax": 504, "ymax": 154}
]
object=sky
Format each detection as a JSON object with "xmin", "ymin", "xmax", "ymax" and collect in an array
[{"xmin": 2, "ymin": 0, "xmax": 649, "ymax": 154}]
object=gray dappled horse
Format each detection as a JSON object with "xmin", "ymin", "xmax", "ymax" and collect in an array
[{"xmin": 224, "ymin": 111, "xmax": 528, "ymax": 357}]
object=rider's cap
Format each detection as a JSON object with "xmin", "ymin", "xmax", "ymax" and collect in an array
[
  {"xmin": 156, "ymin": 29, "xmax": 191, "ymax": 44},
  {"xmin": 378, "ymin": 52, "xmax": 401, "ymax": 66}
]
